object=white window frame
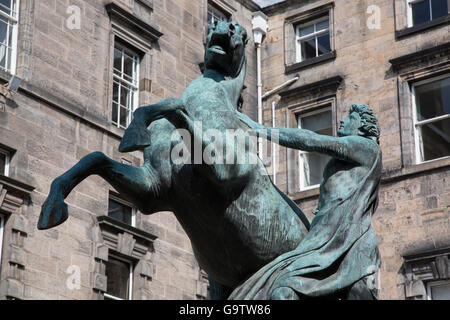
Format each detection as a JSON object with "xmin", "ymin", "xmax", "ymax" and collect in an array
[
  {"xmin": 112, "ymin": 40, "xmax": 140, "ymax": 129},
  {"xmin": 103, "ymin": 254, "xmax": 134, "ymax": 301},
  {"xmin": 297, "ymin": 106, "xmax": 333, "ymax": 191},
  {"xmin": 108, "ymin": 194, "xmax": 136, "ymax": 227},
  {"xmin": 207, "ymin": 3, "xmax": 228, "ymax": 25},
  {"xmin": 0, "ymin": 148, "xmax": 10, "ymax": 176},
  {"xmin": 411, "ymin": 74, "xmax": 450, "ymax": 164},
  {"xmin": 295, "ymin": 16, "xmax": 330, "ymax": 63},
  {"xmin": 426, "ymin": 280, "xmax": 450, "ymax": 300},
  {"xmin": 0, "ymin": 0, "xmax": 19, "ymax": 74},
  {"xmin": 406, "ymin": 0, "xmax": 449, "ymax": 27}
]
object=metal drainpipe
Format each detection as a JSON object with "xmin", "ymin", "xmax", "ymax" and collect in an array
[
  {"xmin": 252, "ymin": 12, "xmax": 268, "ymax": 156},
  {"xmin": 256, "ymin": 42, "xmax": 263, "ymax": 156},
  {"xmin": 272, "ymin": 101, "xmax": 277, "ymax": 184}
]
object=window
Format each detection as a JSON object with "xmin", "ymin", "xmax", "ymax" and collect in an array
[
  {"xmin": 407, "ymin": 0, "xmax": 449, "ymax": 27},
  {"xmin": 297, "ymin": 108, "xmax": 333, "ymax": 190},
  {"xmin": 427, "ymin": 281, "xmax": 450, "ymax": 300},
  {"xmin": 207, "ymin": 3, "xmax": 228, "ymax": 25},
  {"xmin": 412, "ymin": 75, "xmax": 450, "ymax": 163},
  {"xmin": 108, "ymin": 195, "xmax": 136, "ymax": 227},
  {"xmin": 104, "ymin": 255, "xmax": 133, "ymax": 300},
  {"xmin": 296, "ymin": 16, "xmax": 331, "ymax": 63},
  {"xmin": 0, "ymin": 148, "xmax": 10, "ymax": 176},
  {"xmin": 112, "ymin": 40, "xmax": 140, "ymax": 129},
  {"xmin": 0, "ymin": 0, "xmax": 19, "ymax": 74}
]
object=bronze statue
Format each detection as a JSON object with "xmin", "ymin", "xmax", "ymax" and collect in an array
[
  {"xmin": 38, "ymin": 21, "xmax": 310, "ymax": 299},
  {"xmin": 38, "ymin": 21, "xmax": 381, "ymax": 300},
  {"xmin": 231, "ymin": 104, "xmax": 382, "ymax": 299}
]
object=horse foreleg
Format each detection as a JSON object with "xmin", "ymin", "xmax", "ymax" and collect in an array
[
  {"xmin": 119, "ymin": 98, "xmax": 183, "ymax": 152},
  {"xmin": 38, "ymin": 151, "xmax": 162, "ymax": 230}
]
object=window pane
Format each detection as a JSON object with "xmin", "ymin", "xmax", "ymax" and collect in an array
[
  {"xmin": 0, "ymin": 0, "xmax": 11, "ymax": 16},
  {"xmin": 317, "ymin": 33, "xmax": 331, "ymax": 55},
  {"xmin": 300, "ymin": 38, "xmax": 316, "ymax": 60},
  {"xmin": 105, "ymin": 258, "xmax": 130, "ymax": 300},
  {"xmin": 299, "ymin": 24, "xmax": 314, "ymax": 37},
  {"xmin": 418, "ymin": 118, "xmax": 450, "ymax": 161},
  {"xmin": 120, "ymin": 85, "xmax": 130, "ymax": 107},
  {"xmin": 430, "ymin": 283, "xmax": 450, "ymax": 300},
  {"xmin": 299, "ymin": 110, "xmax": 332, "ymax": 188},
  {"xmin": 207, "ymin": 4, "xmax": 227, "ymax": 24},
  {"xmin": 431, "ymin": 0, "xmax": 448, "ymax": 20},
  {"xmin": 113, "ymin": 48, "xmax": 122, "ymax": 73},
  {"xmin": 0, "ymin": 153, "xmax": 5, "ymax": 175},
  {"xmin": 412, "ymin": 0, "xmax": 431, "ymax": 25},
  {"xmin": 415, "ymin": 77, "xmax": 450, "ymax": 121},
  {"xmin": 112, "ymin": 102, "xmax": 118, "ymax": 125},
  {"xmin": 316, "ymin": 19, "xmax": 329, "ymax": 31},
  {"xmin": 301, "ymin": 110, "xmax": 332, "ymax": 134},
  {"xmin": 108, "ymin": 198, "xmax": 132, "ymax": 225},
  {"xmin": 123, "ymin": 53, "xmax": 134, "ymax": 80},
  {"xmin": 120, "ymin": 107, "xmax": 128, "ymax": 128},
  {"xmin": 0, "ymin": 18, "xmax": 7, "ymax": 45},
  {"xmin": 301, "ymin": 152, "xmax": 331, "ymax": 187}
]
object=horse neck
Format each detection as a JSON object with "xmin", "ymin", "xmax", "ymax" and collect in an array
[
  {"xmin": 222, "ymin": 56, "xmax": 246, "ymax": 107},
  {"xmin": 203, "ymin": 55, "xmax": 246, "ymax": 108}
]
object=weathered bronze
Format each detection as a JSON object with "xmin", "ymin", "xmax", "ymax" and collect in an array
[
  {"xmin": 231, "ymin": 104, "xmax": 382, "ymax": 299},
  {"xmin": 38, "ymin": 21, "xmax": 310, "ymax": 299},
  {"xmin": 38, "ymin": 21, "xmax": 381, "ymax": 300}
]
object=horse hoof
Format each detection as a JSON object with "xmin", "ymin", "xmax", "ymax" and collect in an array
[
  {"xmin": 38, "ymin": 191, "xmax": 69, "ymax": 230},
  {"xmin": 118, "ymin": 122, "xmax": 152, "ymax": 153}
]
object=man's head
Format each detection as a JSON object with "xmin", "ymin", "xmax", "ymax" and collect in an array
[
  {"xmin": 337, "ymin": 104, "xmax": 380, "ymax": 144},
  {"xmin": 204, "ymin": 20, "xmax": 250, "ymax": 77}
]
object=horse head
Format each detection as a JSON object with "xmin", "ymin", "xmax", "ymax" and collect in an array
[{"xmin": 204, "ymin": 20, "xmax": 250, "ymax": 79}]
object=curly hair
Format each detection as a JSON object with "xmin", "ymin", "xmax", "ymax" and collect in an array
[{"xmin": 349, "ymin": 104, "xmax": 380, "ymax": 144}]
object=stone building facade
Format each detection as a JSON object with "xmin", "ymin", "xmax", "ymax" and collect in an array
[{"xmin": 0, "ymin": 0, "xmax": 448, "ymax": 300}]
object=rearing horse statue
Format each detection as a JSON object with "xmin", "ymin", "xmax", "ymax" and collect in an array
[{"xmin": 38, "ymin": 21, "xmax": 310, "ymax": 298}]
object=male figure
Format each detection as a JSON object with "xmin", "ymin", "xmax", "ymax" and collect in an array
[{"xmin": 230, "ymin": 104, "xmax": 382, "ymax": 300}]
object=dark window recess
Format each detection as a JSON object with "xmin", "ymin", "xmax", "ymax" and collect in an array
[
  {"xmin": 108, "ymin": 198, "xmax": 132, "ymax": 225},
  {"xmin": 412, "ymin": 0, "xmax": 448, "ymax": 26},
  {"xmin": 105, "ymin": 257, "xmax": 131, "ymax": 300},
  {"xmin": 0, "ymin": 153, "xmax": 5, "ymax": 175}
]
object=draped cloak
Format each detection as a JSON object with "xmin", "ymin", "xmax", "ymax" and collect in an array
[{"xmin": 229, "ymin": 146, "xmax": 382, "ymax": 300}]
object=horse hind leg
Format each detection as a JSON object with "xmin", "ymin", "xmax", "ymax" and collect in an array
[{"xmin": 38, "ymin": 151, "xmax": 162, "ymax": 230}]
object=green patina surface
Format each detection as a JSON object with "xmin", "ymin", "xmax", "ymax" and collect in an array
[{"xmin": 37, "ymin": 21, "xmax": 381, "ymax": 300}]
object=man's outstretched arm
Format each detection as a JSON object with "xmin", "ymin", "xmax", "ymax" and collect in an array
[{"xmin": 237, "ymin": 112, "xmax": 378, "ymax": 166}]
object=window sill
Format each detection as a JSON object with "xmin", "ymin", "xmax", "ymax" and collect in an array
[
  {"xmin": 395, "ymin": 15, "xmax": 450, "ymax": 40},
  {"xmin": 285, "ymin": 51, "xmax": 336, "ymax": 74},
  {"xmin": 381, "ymin": 156, "xmax": 450, "ymax": 183},
  {"xmin": 288, "ymin": 186, "xmax": 320, "ymax": 202}
]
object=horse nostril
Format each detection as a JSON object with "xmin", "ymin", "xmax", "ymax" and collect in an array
[{"xmin": 229, "ymin": 24, "xmax": 235, "ymax": 34}]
